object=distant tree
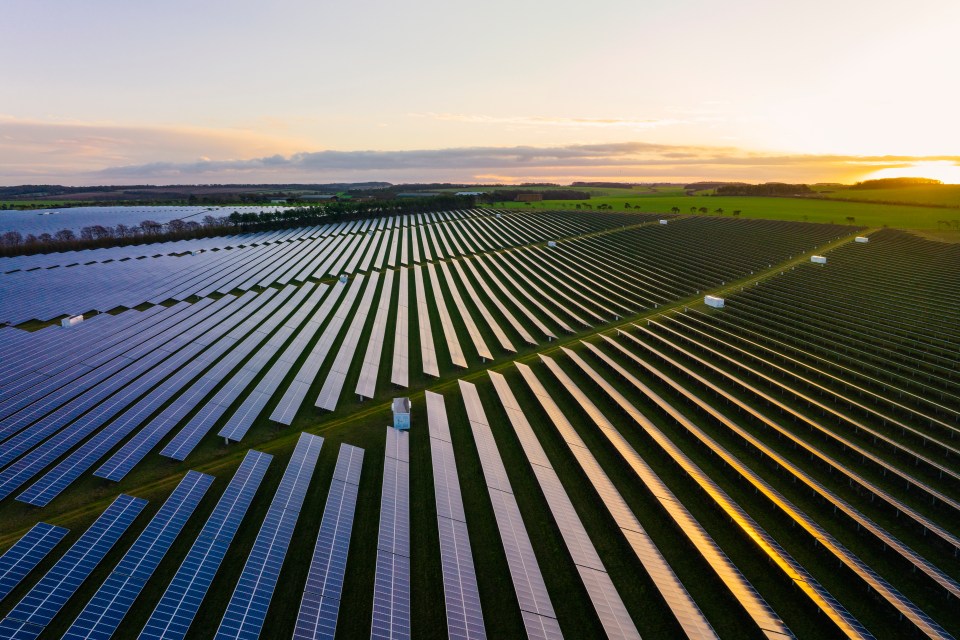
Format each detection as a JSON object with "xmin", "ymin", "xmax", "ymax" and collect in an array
[
  {"xmin": 714, "ymin": 208, "xmax": 724, "ymax": 215},
  {"xmin": 55, "ymin": 229, "xmax": 76, "ymax": 242},
  {"xmin": 732, "ymin": 210, "xmax": 741, "ymax": 216},
  {"xmin": 38, "ymin": 232, "xmax": 53, "ymax": 243},
  {"xmin": 698, "ymin": 207, "xmax": 708, "ymax": 214},
  {"xmin": 845, "ymin": 216, "xmax": 855, "ymax": 224},
  {"xmin": 670, "ymin": 206, "xmax": 681, "ymax": 214},
  {"xmin": 624, "ymin": 202, "xmax": 631, "ymax": 209},
  {"xmin": 202, "ymin": 215, "xmax": 218, "ymax": 226},
  {"xmin": 689, "ymin": 206, "xmax": 697, "ymax": 214},
  {"xmin": 166, "ymin": 219, "xmax": 187, "ymax": 233},
  {"xmin": 1, "ymin": 231, "xmax": 23, "ymax": 246},
  {"xmin": 575, "ymin": 204, "xmax": 581, "ymax": 210},
  {"xmin": 114, "ymin": 223, "xmax": 132, "ymax": 238},
  {"xmin": 24, "ymin": 234, "xmax": 38, "ymax": 245},
  {"xmin": 80, "ymin": 225, "xmax": 112, "ymax": 241},
  {"xmin": 140, "ymin": 220, "xmax": 162, "ymax": 235}
]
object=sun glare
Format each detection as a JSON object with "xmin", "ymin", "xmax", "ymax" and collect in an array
[{"xmin": 863, "ymin": 161, "xmax": 960, "ymax": 184}]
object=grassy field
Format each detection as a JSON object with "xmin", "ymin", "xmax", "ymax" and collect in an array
[
  {"xmin": 494, "ymin": 194, "xmax": 960, "ymax": 231},
  {"xmin": 0, "ymin": 214, "xmax": 955, "ymax": 639},
  {"xmin": 812, "ymin": 184, "xmax": 960, "ymax": 207}
]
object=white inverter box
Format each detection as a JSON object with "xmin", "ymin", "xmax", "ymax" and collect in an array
[
  {"xmin": 704, "ymin": 295, "xmax": 725, "ymax": 309},
  {"xmin": 811, "ymin": 255, "xmax": 827, "ymax": 264},
  {"xmin": 855, "ymin": 236, "xmax": 869, "ymax": 243}
]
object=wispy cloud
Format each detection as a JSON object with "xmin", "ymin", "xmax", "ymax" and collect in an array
[
  {"xmin": 88, "ymin": 143, "xmax": 960, "ymax": 184},
  {"xmin": 1, "ymin": 117, "xmax": 958, "ymax": 185},
  {"xmin": 412, "ymin": 113, "xmax": 688, "ymax": 129}
]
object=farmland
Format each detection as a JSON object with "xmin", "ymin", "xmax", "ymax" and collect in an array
[
  {"xmin": 0, "ymin": 208, "xmax": 957, "ymax": 640},
  {"xmin": 494, "ymin": 193, "xmax": 960, "ymax": 231}
]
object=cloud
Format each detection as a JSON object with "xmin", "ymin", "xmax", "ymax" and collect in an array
[
  {"xmin": 87, "ymin": 143, "xmax": 960, "ymax": 184},
  {"xmin": 412, "ymin": 113, "xmax": 688, "ymax": 129},
  {"xmin": 1, "ymin": 117, "xmax": 958, "ymax": 185}
]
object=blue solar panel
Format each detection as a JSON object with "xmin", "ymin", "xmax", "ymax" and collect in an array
[
  {"xmin": 61, "ymin": 471, "xmax": 213, "ymax": 640},
  {"xmin": 139, "ymin": 450, "xmax": 272, "ymax": 640},
  {"xmin": 372, "ymin": 428, "xmax": 411, "ymax": 640},
  {"xmin": 0, "ymin": 523, "xmax": 69, "ymax": 603},
  {"xmin": 293, "ymin": 444, "xmax": 364, "ymax": 640},
  {"xmin": 0, "ymin": 494, "xmax": 146, "ymax": 638},
  {"xmin": 214, "ymin": 433, "xmax": 324, "ymax": 640}
]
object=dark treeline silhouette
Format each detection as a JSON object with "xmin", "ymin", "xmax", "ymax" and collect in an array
[
  {"xmin": 0, "ymin": 194, "xmax": 475, "ymax": 257},
  {"xmin": 482, "ymin": 190, "xmax": 591, "ymax": 202},
  {"xmin": 570, "ymin": 182, "xmax": 639, "ymax": 189},
  {"xmin": 715, "ymin": 182, "xmax": 814, "ymax": 196},
  {"xmin": 850, "ymin": 177, "xmax": 942, "ymax": 190}
]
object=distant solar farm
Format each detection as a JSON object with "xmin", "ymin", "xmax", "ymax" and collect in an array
[{"xmin": 0, "ymin": 208, "xmax": 957, "ymax": 639}]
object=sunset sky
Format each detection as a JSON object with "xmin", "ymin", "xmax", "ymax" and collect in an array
[{"xmin": 2, "ymin": 0, "xmax": 959, "ymax": 185}]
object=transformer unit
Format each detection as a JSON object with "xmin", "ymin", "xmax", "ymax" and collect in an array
[
  {"xmin": 855, "ymin": 236, "xmax": 869, "ymax": 243},
  {"xmin": 339, "ymin": 274, "xmax": 349, "ymax": 283},
  {"xmin": 659, "ymin": 219, "xmax": 668, "ymax": 225},
  {"xmin": 811, "ymin": 255, "xmax": 827, "ymax": 264},
  {"xmin": 61, "ymin": 315, "xmax": 84, "ymax": 328},
  {"xmin": 704, "ymin": 295, "xmax": 725, "ymax": 309},
  {"xmin": 392, "ymin": 397, "xmax": 411, "ymax": 431},
  {"xmin": 547, "ymin": 241, "xmax": 557, "ymax": 248}
]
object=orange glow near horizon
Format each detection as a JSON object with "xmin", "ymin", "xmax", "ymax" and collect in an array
[{"xmin": 862, "ymin": 161, "xmax": 960, "ymax": 185}]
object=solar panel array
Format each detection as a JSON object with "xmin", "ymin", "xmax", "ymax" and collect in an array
[
  {"xmin": 371, "ymin": 427, "xmax": 411, "ymax": 640},
  {"xmin": 215, "ymin": 433, "xmax": 324, "ymax": 639},
  {"xmin": 483, "ymin": 372, "xmax": 642, "ymax": 640},
  {"xmin": 0, "ymin": 523, "xmax": 69, "ymax": 603},
  {"xmin": 215, "ymin": 283, "xmax": 332, "ymax": 443},
  {"xmin": 316, "ymin": 271, "xmax": 382, "ymax": 411},
  {"xmin": 294, "ymin": 444, "xmax": 365, "ymax": 640},
  {"xmin": 270, "ymin": 275, "xmax": 363, "ymax": 425},
  {"xmin": 390, "ymin": 267, "xmax": 410, "ymax": 388},
  {"xmin": 560, "ymin": 347, "xmax": 872, "ymax": 638},
  {"xmin": 426, "ymin": 391, "xmax": 486, "ymax": 640},
  {"xmin": 0, "ymin": 494, "xmax": 146, "ymax": 639},
  {"xmin": 514, "ymin": 361, "xmax": 718, "ymax": 639},
  {"xmin": 61, "ymin": 471, "xmax": 213, "ymax": 640},
  {"xmin": 4, "ymin": 210, "xmax": 947, "ymax": 638},
  {"xmin": 458, "ymin": 381, "xmax": 563, "ymax": 640},
  {"xmin": 356, "ymin": 269, "xmax": 395, "ymax": 399},
  {"xmin": 140, "ymin": 450, "xmax": 272, "ymax": 640}
]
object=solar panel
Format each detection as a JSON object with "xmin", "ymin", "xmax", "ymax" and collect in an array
[
  {"xmin": 390, "ymin": 267, "xmax": 410, "ymax": 388},
  {"xmin": 457, "ymin": 381, "xmax": 561, "ymax": 639},
  {"xmin": 485, "ymin": 371, "xmax": 639, "ymax": 639},
  {"xmin": 139, "ymin": 450, "xmax": 272, "ymax": 640},
  {"xmin": 270, "ymin": 275, "xmax": 361, "ymax": 425},
  {"xmin": 0, "ymin": 494, "xmax": 146, "ymax": 639},
  {"xmin": 513, "ymin": 362, "xmax": 717, "ymax": 639},
  {"xmin": 356, "ymin": 269, "xmax": 395, "ymax": 399},
  {"xmin": 426, "ymin": 262, "xmax": 467, "ymax": 368},
  {"xmin": 316, "ymin": 271, "xmax": 382, "ymax": 411},
  {"xmin": 372, "ymin": 428, "xmax": 410, "ymax": 640},
  {"xmin": 214, "ymin": 433, "xmax": 323, "ymax": 639},
  {"xmin": 413, "ymin": 266, "xmax": 439, "ymax": 377},
  {"xmin": 293, "ymin": 444, "xmax": 364, "ymax": 640},
  {"xmin": 0, "ymin": 523, "xmax": 69, "ymax": 603},
  {"xmin": 61, "ymin": 471, "xmax": 213, "ymax": 640}
]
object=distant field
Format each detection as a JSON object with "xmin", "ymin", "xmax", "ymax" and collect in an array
[
  {"xmin": 813, "ymin": 184, "xmax": 960, "ymax": 207},
  {"xmin": 493, "ymin": 194, "xmax": 960, "ymax": 231}
]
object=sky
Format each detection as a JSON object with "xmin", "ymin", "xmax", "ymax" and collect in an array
[{"xmin": 2, "ymin": 0, "xmax": 959, "ymax": 185}]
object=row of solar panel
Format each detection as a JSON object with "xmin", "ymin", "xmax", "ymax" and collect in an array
[
  {"xmin": 0, "ymin": 209, "xmax": 478, "ymax": 324},
  {"xmin": 0, "ymin": 437, "xmax": 367, "ymax": 640},
  {"xmin": 0, "ymin": 206, "xmax": 597, "ymax": 326}
]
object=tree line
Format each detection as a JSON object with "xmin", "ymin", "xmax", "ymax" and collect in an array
[{"xmin": 715, "ymin": 183, "xmax": 814, "ymax": 196}]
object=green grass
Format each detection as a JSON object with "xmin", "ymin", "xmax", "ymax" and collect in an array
[
  {"xmin": 493, "ymin": 194, "xmax": 960, "ymax": 232},
  {"xmin": 812, "ymin": 184, "xmax": 960, "ymax": 208},
  {"xmin": 0, "ymin": 218, "xmax": 955, "ymax": 639}
]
